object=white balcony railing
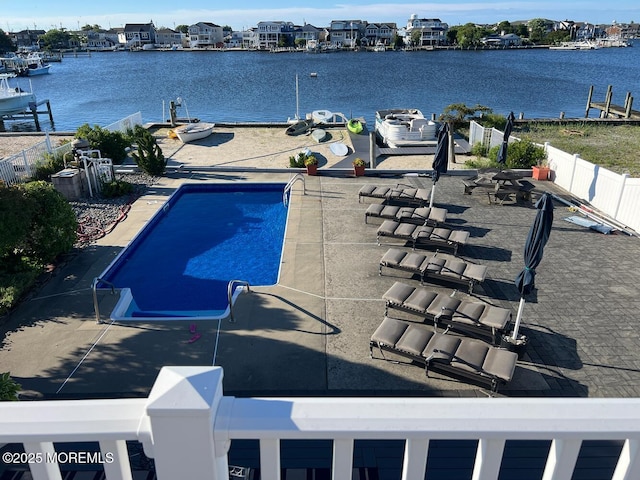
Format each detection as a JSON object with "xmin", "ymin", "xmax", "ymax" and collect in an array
[{"xmin": 1, "ymin": 366, "xmax": 640, "ymax": 480}]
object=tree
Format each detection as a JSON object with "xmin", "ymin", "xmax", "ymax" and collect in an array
[
  {"xmin": 0, "ymin": 29, "xmax": 15, "ymax": 53},
  {"xmin": 439, "ymin": 103, "xmax": 493, "ymax": 129},
  {"xmin": 39, "ymin": 29, "xmax": 71, "ymax": 50},
  {"xmin": 410, "ymin": 29, "xmax": 422, "ymax": 47},
  {"xmin": 528, "ymin": 18, "xmax": 548, "ymax": 44},
  {"xmin": 446, "ymin": 27, "xmax": 458, "ymax": 45},
  {"xmin": 175, "ymin": 25, "xmax": 189, "ymax": 34}
]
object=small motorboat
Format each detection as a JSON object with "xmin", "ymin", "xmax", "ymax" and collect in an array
[
  {"xmin": 285, "ymin": 119, "xmax": 314, "ymax": 136},
  {"xmin": 347, "ymin": 119, "xmax": 364, "ymax": 134},
  {"xmin": 173, "ymin": 122, "xmax": 215, "ymax": 143}
]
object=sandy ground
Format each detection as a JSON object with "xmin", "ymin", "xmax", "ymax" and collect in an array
[{"xmin": 0, "ymin": 126, "xmax": 468, "ymax": 171}]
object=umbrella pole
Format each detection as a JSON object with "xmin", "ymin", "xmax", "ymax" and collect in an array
[
  {"xmin": 429, "ymin": 184, "xmax": 435, "ymax": 208},
  {"xmin": 512, "ymin": 297, "xmax": 526, "ymax": 340}
]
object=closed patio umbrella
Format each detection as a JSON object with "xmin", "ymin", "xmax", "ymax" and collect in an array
[
  {"xmin": 429, "ymin": 122, "xmax": 449, "ymax": 207},
  {"xmin": 496, "ymin": 111, "xmax": 515, "ymax": 165},
  {"xmin": 511, "ymin": 192, "xmax": 554, "ymax": 340}
]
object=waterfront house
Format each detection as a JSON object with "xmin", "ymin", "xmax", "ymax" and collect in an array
[
  {"xmin": 155, "ymin": 28, "xmax": 185, "ymax": 49},
  {"xmin": 482, "ymin": 33, "xmax": 523, "ymax": 47},
  {"xmin": 293, "ymin": 23, "xmax": 323, "ymax": 48},
  {"xmin": 328, "ymin": 20, "xmax": 366, "ymax": 48},
  {"xmin": 188, "ymin": 22, "xmax": 224, "ymax": 49},
  {"xmin": 256, "ymin": 21, "xmax": 295, "ymax": 49},
  {"xmin": 364, "ymin": 22, "xmax": 397, "ymax": 47},
  {"xmin": 406, "ymin": 14, "xmax": 448, "ymax": 46},
  {"xmin": 9, "ymin": 29, "xmax": 46, "ymax": 50},
  {"xmin": 121, "ymin": 23, "xmax": 156, "ymax": 50}
]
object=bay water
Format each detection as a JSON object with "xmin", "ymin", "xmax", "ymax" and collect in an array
[{"xmin": 17, "ymin": 46, "xmax": 640, "ymax": 132}]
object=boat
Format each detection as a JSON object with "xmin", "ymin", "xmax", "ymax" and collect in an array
[
  {"xmin": 173, "ymin": 122, "xmax": 215, "ymax": 143},
  {"xmin": 285, "ymin": 118, "xmax": 314, "ymax": 136},
  {"xmin": 549, "ymin": 40, "xmax": 601, "ymax": 50},
  {"xmin": 347, "ymin": 118, "xmax": 363, "ymax": 134},
  {"xmin": 14, "ymin": 54, "xmax": 51, "ymax": 76},
  {"xmin": 311, "ymin": 128, "xmax": 327, "ymax": 143},
  {"xmin": 374, "ymin": 108, "xmax": 438, "ymax": 148},
  {"xmin": 0, "ymin": 73, "xmax": 36, "ymax": 116}
]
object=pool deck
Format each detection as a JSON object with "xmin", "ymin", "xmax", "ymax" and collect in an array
[{"xmin": 2, "ymin": 132, "xmax": 640, "ymax": 400}]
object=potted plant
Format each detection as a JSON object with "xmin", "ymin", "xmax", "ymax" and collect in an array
[
  {"xmin": 532, "ymin": 160, "xmax": 550, "ymax": 181},
  {"xmin": 304, "ymin": 155, "xmax": 318, "ymax": 175},
  {"xmin": 353, "ymin": 157, "xmax": 366, "ymax": 176}
]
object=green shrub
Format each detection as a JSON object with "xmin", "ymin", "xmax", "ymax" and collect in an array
[
  {"xmin": 0, "ymin": 372, "xmax": 21, "ymax": 401},
  {"xmin": 22, "ymin": 181, "xmax": 77, "ymax": 263},
  {"xmin": 32, "ymin": 152, "xmax": 66, "ymax": 181},
  {"xmin": 289, "ymin": 151, "xmax": 311, "ymax": 168},
  {"xmin": 101, "ymin": 179, "xmax": 134, "ymax": 198},
  {"xmin": 479, "ymin": 113, "xmax": 508, "ymax": 130},
  {"xmin": 0, "ymin": 185, "xmax": 35, "ymax": 263},
  {"xmin": 505, "ymin": 138, "xmax": 547, "ymax": 169},
  {"xmin": 131, "ymin": 126, "xmax": 166, "ymax": 176},
  {"xmin": 75, "ymin": 124, "xmax": 131, "ymax": 164},
  {"xmin": 0, "ymin": 266, "xmax": 40, "ymax": 316},
  {"xmin": 470, "ymin": 142, "xmax": 488, "ymax": 158}
]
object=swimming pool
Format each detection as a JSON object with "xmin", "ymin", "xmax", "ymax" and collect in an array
[{"xmin": 98, "ymin": 183, "xmax": 289, "ymax": 320}]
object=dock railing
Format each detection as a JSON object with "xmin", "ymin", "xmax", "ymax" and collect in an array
[
  {"xmin": 469, "ymin": 120, "xmax": 640, "ymax": 235},
  {"xmin": 2, "ymin": 366, "xmax": 640, "ymax": 480}
]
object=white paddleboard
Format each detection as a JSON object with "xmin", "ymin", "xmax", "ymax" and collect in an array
[{"xmin": 330, "ymin": 142, "xmax": 348, "ymax": 156}]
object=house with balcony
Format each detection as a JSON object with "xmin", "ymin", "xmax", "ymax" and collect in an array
[
  {"xmin": 155, "ymin": 28, "xmax": 184, "ymax": 49},
  {"xmin": 293, "ymin": 23, "xmax": 323, "ymax": 48},
  {"xmin": 188, "ymin": 22, "xmax": 224, "ymax": 49},
  {"xmin": 328, "ymin": 20, "xmax": 366, "ymax": 48},
  {"xmin": 9, "ymin": 29, "xmax": 46, "ymax": 51},
  {"xmin": 364, "ymin": 22, "xmax": 397, "ymax": 47},
  {"xmin": 406, "ymin": 14, "xmax": 448, "ymax": 46},
  {"xmin": 256, "ymin": 21, "xmax": 295, "ymax": 50},
  {"xmin": 84, "ymin": 30, "xmax": 121, "ymax": 51},
  {"xmin": 482, "ymin": 33, "xmax": 523, "ymax": 47},
  {"xmin": 121, "ymin": 23, "xmax": 156, "ymax": 49}
]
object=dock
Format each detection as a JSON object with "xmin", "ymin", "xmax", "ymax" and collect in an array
[
  {"xmin": 0, "ymin": 99, "xmax": 55, "ymax": 132},
  {"xmin": 585, "ymin": 85, "xmax": 640, "ymax": 119}
]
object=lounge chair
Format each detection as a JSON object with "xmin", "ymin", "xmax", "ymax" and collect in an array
[
  {"xmin": 382, "ymin": 281, "xmax": 512, "ymax": 345},
  {"xmin": 379, "ymin": 248, "xmax": 487, "ymax": 293},
  {"xmin": 369, "ymin": 316, "xmax": 518, "ymax": 392},
  {"xmin": 376, "ymin": 219, "xmax": 469, "ymax": 254},
  {"xmin": 364, "ymin": 204, "xmax": 448, "ymax": 226},
  {"xmin": 358, "ymin": 184, "xmax": 431, "ymax": 206}
]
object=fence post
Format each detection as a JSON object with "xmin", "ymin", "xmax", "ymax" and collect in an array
[
  {"xmin": 613, "ymin": 173, "xmax": 629, "ymax": 220},
  {"xmin": 144, "ymin": 366, "xmax": 230, "ymax": 480},
  {"xmin": 568, "ymin": 153, "xmax": 580, "ymax": 194}
]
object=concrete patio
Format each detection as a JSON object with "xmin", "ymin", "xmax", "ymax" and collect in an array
[{"xmin": 1, "ymin": 169, "xmax": 640, "ymax": 400}]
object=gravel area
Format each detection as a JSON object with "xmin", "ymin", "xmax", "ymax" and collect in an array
[{"xmin": 70, "ymin": 172, "xmax": 157, "ymax": 247}]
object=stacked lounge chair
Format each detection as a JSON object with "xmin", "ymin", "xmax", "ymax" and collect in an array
[
  {"xmin": 382, "ymin": 281, "xmax": 511, "ymax": 345},
  {"xmin": 365, "ymin": 204, "xmax": 448, "ymax": 226},
  {"xmin": 379, "ymin": 248, "xmax": 487, "ymax": 293},
  {"xmin": 369, "ymin": 316, "xmax": 518, "ymax": 392},
  {"xmin": 376, "ymin": 220, "xmax": 470, "ymax": 254},
  {"xmin": 358, "ymin": 184, "xmax": 431, "ymax": 206}
]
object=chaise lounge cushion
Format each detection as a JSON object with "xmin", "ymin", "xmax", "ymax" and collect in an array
[
  {"xmin": 370, "ymin": 317, "xmax": 518, "ymax": 390},
  {"xmin": 365, "ymin": 204, "xmax": 447, "ymax": 226},
  {"xmin": 359, "ymin": 184, "xmax": 431, "ymax": 206},
  {"xmin": 382, "ymin": 281, "xmax": 511, "ymax": 344},
  {"xmin": 377, "ymin": 220, "xmax": 469, "ymax": 254}
]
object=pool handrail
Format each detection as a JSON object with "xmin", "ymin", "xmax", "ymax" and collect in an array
[
  {"xmin": 92, "ymin": 277, "xmax": 117, "ymax": 324},
  {"xmin": 227, "ymin": 280, "xmax": 252, "ymax": 323},
  {"xmin": 283, "ymin": 173, "xmax": 306, "ymax": 205}
]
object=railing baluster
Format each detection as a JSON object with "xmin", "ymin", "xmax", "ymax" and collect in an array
[
  {"xmin": 613, "ymin": 439, "xmax": 640, "ymax": 480},
  {"xmin": 472, "ymin": 438, "xmax": 505, "ymax": 480},
  {"xmin": 260, "ymin": 438, "xmax": 281, "ymax": 480},
  {"xmin": 100, "ymin": 439, "xmax": 133, "ymax": 480},
  {"xmin": 542, "ymin": 439, "xmax": 582, "ymax": 480},
  {"xmin": 23, "ymin": 441, "xmax": 62, "ymax": 480},
  {"xmin": 402, "ymin": 439, "xmax": 429, "ymax": 480},
  {"xmin": 332, "ymin": 439, "xmax": 353, "ymax": 480}
]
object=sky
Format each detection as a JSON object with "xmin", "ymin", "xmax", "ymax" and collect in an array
[{"xmin": 2, "ymin": 1, "xmax": 640, "ymax": 32}]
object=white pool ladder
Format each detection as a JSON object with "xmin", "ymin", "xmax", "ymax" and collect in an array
[
  {"xmin": 283, "ymin": 173, "xmax": 306, "ymax": 206},
  {"xmin": 227, "ymin": 280, "xmax": 252, "ymax": 323}
]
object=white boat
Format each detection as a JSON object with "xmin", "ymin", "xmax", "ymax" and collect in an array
[
  {"xmin": 173, "ymin": 122, "xmax": 215, "ymax": 143},
  {"xmin": 549, "ymin": 40, "xmax": 600, "ymax": 50},
  {"xmin": 374, "ymin": 108, "xmax": 438, "ymax": 148},
  {"xmin": 0, "ymin": 73, "xmax": 36, "ymax": 115}
]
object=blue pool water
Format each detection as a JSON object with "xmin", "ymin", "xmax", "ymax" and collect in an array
[{"xmin": 99, "ymin": 183, "xmax": 288, "ymax": 319}]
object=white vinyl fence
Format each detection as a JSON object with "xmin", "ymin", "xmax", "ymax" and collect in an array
[
  {"xmin": 0, "ymin": 112, "xmax": 142, "ymax": 187},
  {"xmin": 469, "ymin": 120, "xmax": 640, "ymax": 234}
]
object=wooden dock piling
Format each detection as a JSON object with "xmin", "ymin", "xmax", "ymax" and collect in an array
[{"xmin": 586, "ymin": 85, "xmax": 639, "ymax": 119}]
